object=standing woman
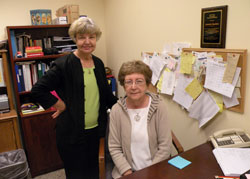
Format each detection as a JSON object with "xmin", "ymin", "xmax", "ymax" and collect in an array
[
  {"xmin": 31, "ymin": 17, "xmax": 117, "ymax": 179},
  {"xmin": 109, "ymin": 60, "xmax": 172, "ymax": 179}
]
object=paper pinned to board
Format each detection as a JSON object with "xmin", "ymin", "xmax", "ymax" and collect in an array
[
  {"xmin": 185, "ymin": 78, "xmax": 203, "ymax": 100},
  {"xmin": 188, "ymin": 90, "xmax": 220, "ymax": 128},
  {"xmin": 173, "ymin": 74, "xmax": 193, "ymax": 110},
  {"xmin": 223, "ymin": 53, "xmax": 240, "ymax": 83},
  {"xmin": 223, "ymin": 90, "xmax": 239, "ymax": 108},
  {"xmin": 161, "ymin": 69, "xmax": 176, "ymax": 95},
  {"xmin": 204, "ymin": 60, "xmax": 241, "ymax": 98},
  {"xmin": 180, "ymin": 52, "xmax": 195, "ymax": 74},
  {"xmin": 148, "ymin": 54, "xmax": 167, "ymax": 85}
]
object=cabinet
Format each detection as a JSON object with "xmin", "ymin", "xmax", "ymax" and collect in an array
[
  {"xmin": 6, "ymin": 25, "xmax": 71, "ymax": 177},
  {"xmin": 0, "ymin": 50, "xmax": 21, "ymax": 153}
]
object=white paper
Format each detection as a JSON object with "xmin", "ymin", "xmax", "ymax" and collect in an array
[
  {"xmin": 213, "ymin": 147, "xmax": 250, "ymax": 176},
  {"xmin": 0, "ymin": 58, "xmax": 5, "ymax": 87},
  {"xmin": 149, "ymin": 54, "xmax": 166, "ymax": 85},
  {"xmin": 173, "ymin": 74, "xmax": 193, "ymax": 110},
  {"xmin": 204, "ymin": 61, "xmax": 241, "ymax": 98},
  {"xmin": 223, "ymin": 90, "xmax": 239, "ymax": 108},
  {"xmin": 188, "ymin": 90, "xmax": 220, "ymax": 128},
  {"xmin": 161, "ymin": 70, "xmax": 175, "ymax": 95},
  {"xmin": 172, "ymin": 42, "xmax": 191, "ymax": 56}
]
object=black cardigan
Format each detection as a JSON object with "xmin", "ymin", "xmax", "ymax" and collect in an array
[{"xmin": 31, "ymin": 53, "xmax": 117, "ymax": 144}]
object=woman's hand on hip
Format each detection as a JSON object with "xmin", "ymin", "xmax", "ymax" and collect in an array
[{"xmin": 52, "ymin": 100, "xmax": 66, "ymax": 119}]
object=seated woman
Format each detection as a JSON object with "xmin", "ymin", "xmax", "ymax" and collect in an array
[{"xmin": 108, "ymin": 60, "xmax": 172, "ymax": 178}]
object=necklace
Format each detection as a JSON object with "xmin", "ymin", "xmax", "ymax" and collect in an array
[
  {"xmin": 134, "ymin": 112, "xmax": 141, "ymax": 122},
  {"xmin": 88, "ymin": 68, "xmax": 91, "ymax": 74}
]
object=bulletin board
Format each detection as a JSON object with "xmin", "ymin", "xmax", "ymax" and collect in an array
[
  {"xmin": 182, "ymin": 48, "xmax": 247, "ymax": 113},
  {"xmin": 144, "ymin": 48, "xmax": 247, "ymax": 113}
]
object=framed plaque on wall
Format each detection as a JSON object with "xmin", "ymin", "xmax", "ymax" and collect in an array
[{"xmin": 201, "ymin": 5, "xmax": 228, "ymax": 48}]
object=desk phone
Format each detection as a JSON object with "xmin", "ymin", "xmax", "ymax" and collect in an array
[{"xmin": 210, "ymin": 128, "xmax": 250, "ymax": 148}]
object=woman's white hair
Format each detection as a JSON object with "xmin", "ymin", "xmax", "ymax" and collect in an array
[{"xmin": 68, "ymin": 17, "xmax": 102, "ymax": 42}]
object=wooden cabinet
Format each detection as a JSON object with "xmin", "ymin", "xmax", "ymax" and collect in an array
[
  {"xmin": 6, "ymin": 25, "xmax": 71, "ymax": 177},
  {"xmin": 0, "ymin": 110, "xmax": 21, "ymax": 153},
  {"xmin": 21, "ymin": 111, "xmax": 62, "ymax": 176},
  {"xmin": 0, "ymin": 50, "xmax": 21, "ymax": 153}
]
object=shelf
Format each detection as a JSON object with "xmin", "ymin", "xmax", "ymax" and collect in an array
[
  {"xmin": 14, "ymin": 53, "xmax": 68, "ymax": 62},
  {"xmin": 20, "ymin": 108, "xmax": 56, "ymax": 118},
  {"xmin": 0, "ymin": 109, "xmax": 17, "ymax": 120},
  {"xmin": 7, "ymin": 24, "xmax": 70, "ymax": 29}
]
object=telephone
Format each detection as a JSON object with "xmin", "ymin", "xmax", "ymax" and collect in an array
[{"xmin": 210, "ymin": 128, "xmax": 250, "ymax": 148}]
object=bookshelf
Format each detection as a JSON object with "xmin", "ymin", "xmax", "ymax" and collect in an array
[
  {"xmin": 0, "ymin": 50, "xmax": 21, "ymax": 153},
  {"xmin": 6, "ymin": 25, "xmax": 71, "ymax": 177}
]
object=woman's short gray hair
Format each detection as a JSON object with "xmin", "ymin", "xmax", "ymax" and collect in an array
[
  {"xmin": 118, "ymin": 60, "xmax": 152, "ymax": 86},
  {"xmin": 68, "ymin": 17, "xmax": 102, "ymax": 42}
]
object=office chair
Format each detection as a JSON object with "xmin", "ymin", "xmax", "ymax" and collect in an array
[{"xmin": 99, "ymin": 130, "xmax": 184, "ymax": 179}]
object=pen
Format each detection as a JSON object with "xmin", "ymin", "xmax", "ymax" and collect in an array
[{"xmin": 215, "ymin": 176, "xmax": 240, "ymax": 179}]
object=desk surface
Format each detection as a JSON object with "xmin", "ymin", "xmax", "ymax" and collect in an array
[{"xmin": 121, "ymin": 142, "xmax": 223, "ymax": 179}]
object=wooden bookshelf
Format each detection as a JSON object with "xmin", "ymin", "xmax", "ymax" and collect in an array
[{"xmin": 6, "ymin": 25, "xmax": 71, "ymax": 177}]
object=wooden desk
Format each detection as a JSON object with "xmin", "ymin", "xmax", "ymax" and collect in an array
[{"xmin": 121, "ymin": 142, "xmax": 223, "ymax": 179}]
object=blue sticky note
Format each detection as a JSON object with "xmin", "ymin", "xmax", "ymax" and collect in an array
[{"xmin": 168, "ymin": 156, "xmax": 191, "ymax": 169}]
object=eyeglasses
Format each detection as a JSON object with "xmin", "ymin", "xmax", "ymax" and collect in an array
[{"xmin": 124, "ymin": 79, "xmax": 145, "ymax": 87}]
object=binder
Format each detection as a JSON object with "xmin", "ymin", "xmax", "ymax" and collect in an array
[
  {"xmin": 15, "ymin": 64, "xmax": 22, "ymax": 92},
  {"xmin": 17, "ymin": 64, "xmax": 25, "ymax": 91}
]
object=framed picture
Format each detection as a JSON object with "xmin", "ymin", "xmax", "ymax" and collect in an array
[{"xmin": 200, "ymin": 5, "xmax": 228, "ymax": 48}]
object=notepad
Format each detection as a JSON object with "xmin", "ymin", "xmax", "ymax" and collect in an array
[{"xmin": 168, "ymin": 156, "xmax": 191, "ymax": 169}]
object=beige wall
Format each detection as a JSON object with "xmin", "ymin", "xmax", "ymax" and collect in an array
[
  {"xmin": 0, "ymin": 0, "xmax": 107, "ymax": 64},
  {"xmin": 104, "ymin": 0, "xmax": 250, "ymax": 150},
  {"xmin": 1, "ymin": 0, "xmax": 250, "ymax": 151}
]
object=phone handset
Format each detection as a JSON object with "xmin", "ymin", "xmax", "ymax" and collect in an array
[{"xmin": 213, "ymin": 128, "xmax": 244, "ymax": 138}]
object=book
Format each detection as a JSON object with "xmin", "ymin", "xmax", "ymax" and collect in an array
[
  {"xmin": 213, "ymin": 148, "xmax": 250, "ymax": 177},
  {"xmin": 37, "ymin": 62, "xmax": 43, "ymax": 79},
  {"xmin": 17, "ymin": 64, "xmax": 25, "ymax": 91},
  {"xmin": 14, "ymin": 64, "xmax": 22, "ymax": 92},
  {"xmin": 25, "ymin": 46, "xmax": 42, "ymax": 53},
  {"xmin": 22, "ymin": 63, "xmax": 32, "ymax": 91},
  {"xmin": 21, "ymin": 103, "xmax": 44, "ymax": 114},
  {"xmin": 26, "ymin": 52, "xmax": 44, "ymax": 57}
]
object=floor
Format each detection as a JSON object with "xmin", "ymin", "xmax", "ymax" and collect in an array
[{"xmin": 33, "ymin": 169, "xmax": 66, "ymax": 179}]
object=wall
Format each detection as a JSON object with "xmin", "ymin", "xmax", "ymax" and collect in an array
[
  {"xmin": 104, "ymin": 0, "xmax": 250, "ymax": 150},
  {"xmin": 1, "ymin": 0, "xmax": 249, "ymax": 152},
  {"xmin": 0, "ymin": 0, "xmax": 107, "ymax": 63}
]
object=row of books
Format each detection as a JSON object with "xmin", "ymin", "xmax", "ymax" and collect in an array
[
  {"xmin": 14, "ymin": 33, "xmax": 75, "ymax": 58},
  {"xmin": 15, "ymin": 61, "xmax": 52, "ymax": 92}
]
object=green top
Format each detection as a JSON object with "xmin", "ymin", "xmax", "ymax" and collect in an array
[{"xmin": 83, "ymin": 67, "xmax": 100, "ymax": 129}]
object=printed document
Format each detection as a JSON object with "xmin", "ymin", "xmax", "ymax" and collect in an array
[
  {"xmin": 188, "ymin": 90, "xmax": 220, "ymax": 128},
  {"xmin": 213, "ymin": 147, "xmax": 250, "ymax": 176},
  {"xmin": 204, "ymin": 60, "xmax": 241, "ymax": 98},
  {"xmin": 173, "ymin": 74, "xmax": 193, "ymax": 110},
  {"xmin": 161, "ymin": 69, "xmax": 176, "ymax": 95}
]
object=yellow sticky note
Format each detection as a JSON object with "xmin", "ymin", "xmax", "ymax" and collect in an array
[
  {"xmin": 180, "ymin": 52, "xmax": 195, "ymax": 74},
  {"xmin": 185, "ymin": 78, "xmax": 203, "ymax": 99}
]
